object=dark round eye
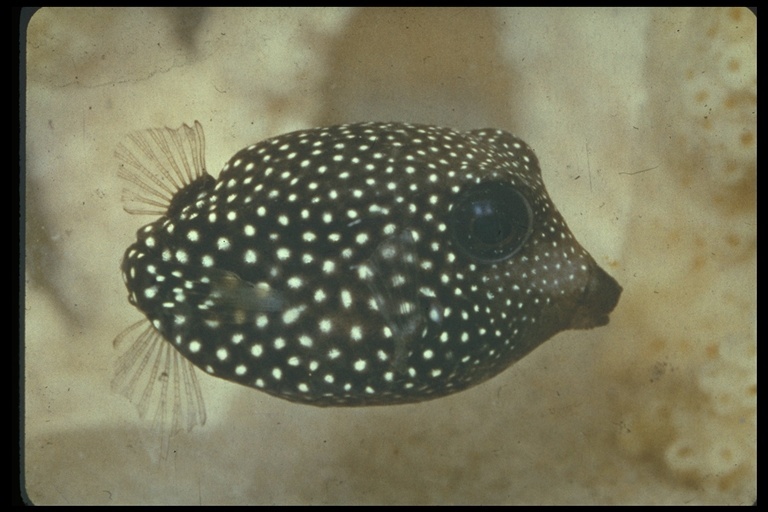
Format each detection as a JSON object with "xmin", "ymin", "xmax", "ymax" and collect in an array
[{"xmin": 448, "ymin": 181, "xmax": 533, "ymax": 263}]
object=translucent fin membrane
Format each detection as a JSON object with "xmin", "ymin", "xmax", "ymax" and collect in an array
[
  {"xmin": 115, "ymin": 121, "xmax": 207, "ymax": 216},
  {"xmin": 197, "ymin": 267, "xmax": 286, "ymax": 317},
  {"xmin": 112, "ymin": 320, "xmax": 207, "ymax": 460},
  {"xmin": 362, "ymin": 230, "xmax": 425, "ymax": 371}
]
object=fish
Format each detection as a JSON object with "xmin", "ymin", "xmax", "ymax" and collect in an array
[{"xmin": 112, "ymin": 121, "xmax": 621, "ymax": 440}]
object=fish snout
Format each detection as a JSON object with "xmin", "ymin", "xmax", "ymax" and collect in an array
[{"xmin": 569, "ymin": 263, "xmax": 622, "ymax": 330}]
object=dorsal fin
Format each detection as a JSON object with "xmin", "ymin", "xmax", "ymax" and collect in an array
[{"xmin": 115, "ymin": 121, "xmax": 208, "ymax": 216}]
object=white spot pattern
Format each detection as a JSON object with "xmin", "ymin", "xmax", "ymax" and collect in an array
[{"xmin": 119, "ymin": 121, "xmax": 620, "ymax": 409}]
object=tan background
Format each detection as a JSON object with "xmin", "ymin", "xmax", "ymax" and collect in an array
[{"xmin": 24, "ymin": 8, "xmax": 755, "ymax": 504}]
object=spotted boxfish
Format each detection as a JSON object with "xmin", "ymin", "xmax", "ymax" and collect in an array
[{"xmin": 113, "ymin": 121, "xmax": 621, "ymax": 440}]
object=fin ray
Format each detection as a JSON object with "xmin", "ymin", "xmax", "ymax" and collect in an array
[
  {"xmin": 115, "ymin": 121, "xmax": 207, "ymax": 216},
  {"xmin": 112, "ymin": 320, "xmax": 206, "ymax": 460},
  {"xmin": 362, "ymin": 229, "xmax": 426, "ymax": 371}
]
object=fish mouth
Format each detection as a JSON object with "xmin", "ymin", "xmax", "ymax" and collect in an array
[{"xmin": 569, "ymin": 264, "xmax": 623, "ymax": 330}]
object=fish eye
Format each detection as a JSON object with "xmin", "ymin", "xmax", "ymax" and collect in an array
[{"xmin": 448, "ymin": 180, "xmax": 533, "ymax": 263}]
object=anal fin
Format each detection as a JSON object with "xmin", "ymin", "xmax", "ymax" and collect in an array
[{"xmin": 112, "ymin": 319, "xmax": 206, "ymax": 461}]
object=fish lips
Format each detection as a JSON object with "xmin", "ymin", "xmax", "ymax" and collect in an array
[{"xmin": 569, "ymin": 264, "xmax": 623, "ymax": 330}]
